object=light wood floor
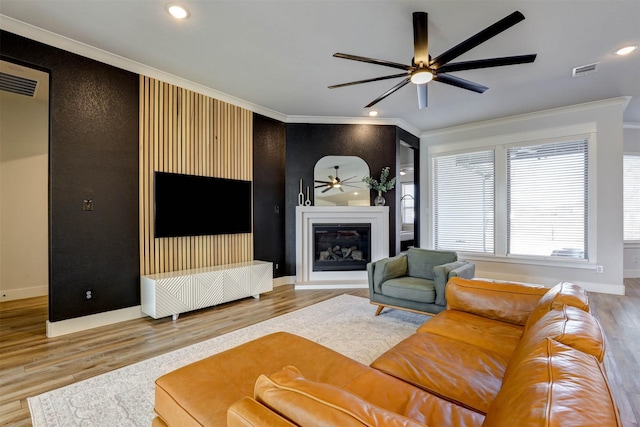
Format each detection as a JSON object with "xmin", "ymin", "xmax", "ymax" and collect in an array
[{"xmin": 1, "ymin": 280, "xmax": 638, "ymax": 427}]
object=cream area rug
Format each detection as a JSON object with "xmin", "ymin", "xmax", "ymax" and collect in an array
[{"xmin": 28, "ymin": 294, "xmax": 429, "ymax": 427}]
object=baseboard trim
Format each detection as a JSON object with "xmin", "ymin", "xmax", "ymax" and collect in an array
[
  {"xmin": 624, "ymin": 269, "xmax": 640, "ymax": 279},
  {"xmin": 46, "ymin": 305, "xmax": 143, "ymax": 338},
  {"xmin": 0, "ymin": 285, "xmax": 47, "ymax": 302},
  {"xmin": 294, "ymin": 282, "xmax": 368, "ymax": 290},
  {"xmin": 273, "ymin": 276, "xmax": 295, "ymax": 287}
]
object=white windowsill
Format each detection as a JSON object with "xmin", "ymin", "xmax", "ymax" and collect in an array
[{"xmin": 459, "ymin": 253, "xmax": 597, "ymax": 270}]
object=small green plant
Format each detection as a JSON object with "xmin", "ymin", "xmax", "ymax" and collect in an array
[{"xmin": 363, "ymin": 167, "xmax": 396, "ymax": 192}]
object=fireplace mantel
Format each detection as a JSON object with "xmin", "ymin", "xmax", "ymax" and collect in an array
[{"xmin": 295, "ymin": 206, "xmax": 389, "ymax": 289}]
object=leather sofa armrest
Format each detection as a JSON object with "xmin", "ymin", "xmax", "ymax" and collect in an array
[
  {"xmin": 368, "ymin": 255, "xmax": 408, "ymax": 294},
  {"xmin": 446, "ymin": 277, "xmax": 548, "ymax": 326},
  {"xmin": 228, "ymin": 397, "xmax": 297, "ymax": 427}
]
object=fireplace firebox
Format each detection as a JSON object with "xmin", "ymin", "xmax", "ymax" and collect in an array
[{"xmin": 312, "ymin": 224, "xmax": 371, "ymax": 272}]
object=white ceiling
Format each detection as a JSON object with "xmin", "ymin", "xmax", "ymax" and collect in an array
[{"xmin": 1, "ymin": 1, "xmax": 638, "ymax": 133}]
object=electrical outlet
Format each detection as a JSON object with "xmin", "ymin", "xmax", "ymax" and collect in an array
[
  {"xmin": 596, "ymin": 265, "xmax": 603, "ymax": 273},
  {"xmin": 85, "ymin": 289, "xmax": 93, "ymax": 300},
  {"xmin": 275, "ymin": 263, "xmax": 279, "ymax": 270},
  {"xmin": 83, "ymin": 199, "xmax": 93, "ymax": 211}
]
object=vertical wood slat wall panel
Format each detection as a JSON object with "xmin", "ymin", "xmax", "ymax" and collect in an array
[{"xmin": 140, "ymin": 76, "xmax": 254, "ymax": 275}]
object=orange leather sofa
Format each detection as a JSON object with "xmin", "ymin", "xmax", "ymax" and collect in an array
[{"xmin": 152, "ymin": 278, "xmax": 621, "ymax": 426}]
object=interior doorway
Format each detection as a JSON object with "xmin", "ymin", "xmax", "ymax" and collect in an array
[
  {"xmin": 398, "ymin": 142, "xmax": 416, "ymax": 252},
  {"xmin": 0, "ymin": 59, "xmax": 50, "ymax": 302}
]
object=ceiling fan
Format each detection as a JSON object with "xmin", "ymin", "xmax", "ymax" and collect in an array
[
  {"xmin": 314, "ymin": 166, "xmax": 359, "ymax": 193},
  {"xmin": 329, "ymin": 11, "xmax": 537, "ymax": 109}
]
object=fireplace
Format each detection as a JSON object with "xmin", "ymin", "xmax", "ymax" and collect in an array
[
  {"xmin": 295, "ymin": 206, "xmax": 389, "ymax": 288},
  {"xmin": 313, "ymin": 224, "xmax": 371, "ymax": 272}
]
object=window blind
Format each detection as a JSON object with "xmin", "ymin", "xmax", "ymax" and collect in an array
[
  {"xmin": 433, "ymin": 150, "xmax": 495, "ymax": 253},
  {"xmin": 507, "ymin": 139, "xmax": 588, "ymax": 259},
  {"xmin": 624, "ymin": 154, "xmax": 640, "ymax": 241}
]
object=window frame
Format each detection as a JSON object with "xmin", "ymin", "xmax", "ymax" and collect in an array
[
  {"xmin": 427, "ymin": 125, "xmax": 597, "ymax": 269},
  {"xmin": 623, "ymin": 153, "xmax": 640, "ymax": 244}
]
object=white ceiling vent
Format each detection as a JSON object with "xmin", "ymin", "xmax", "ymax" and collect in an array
[
  {"xmin": 0, "ymin": 71, "xmax": 38, "ymax": 97},
  {"xmin": 572, "ymin": 62, "xmax": 599, "ymax": 77}
]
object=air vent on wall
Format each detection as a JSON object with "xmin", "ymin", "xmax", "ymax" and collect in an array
[
  {"xmin": 572, "ymin": 62, "xmax": 599, "ymax": 77},
  {"xmin": 0, "ymin": 71, "xmax": 38, "ymax": 97}
]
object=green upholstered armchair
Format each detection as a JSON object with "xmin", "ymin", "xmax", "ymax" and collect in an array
[{"xmin": 367, "ymin": 248, "xmax": 475, "ymax": 316}]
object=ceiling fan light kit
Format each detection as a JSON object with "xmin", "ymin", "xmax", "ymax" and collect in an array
[{"xmin": 329, "ymin": 11, "xmax": 537, "ymax": 110}]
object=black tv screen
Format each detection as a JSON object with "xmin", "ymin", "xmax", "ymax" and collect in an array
[{"xmin": 154, "ymin": 172, "xmax": 252, "ymax": 238}]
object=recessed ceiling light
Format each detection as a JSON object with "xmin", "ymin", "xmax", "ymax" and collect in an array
[
  {"xmin": 615, "ymin": 45, "xmax": 638, "ymax": 56},
  {"xmin": 166, "ymin": 4, "xmax": 190, "ymax": 19},
  {"xmin": 368, "ymin": 110, "xmax": 378, "ymax": 117}
]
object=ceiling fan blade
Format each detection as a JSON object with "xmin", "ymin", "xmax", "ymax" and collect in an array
[
  {"xmin": 416, "ymin": 83, "xmax": 428, "ymax": 109},
  {"xmin": 328, "ymin": 73, "xmax": 408, "ymax": 89},
  {"xmin": 438, "ymin": 54, "xmax": 537, "ymax": 73},
  {"xmin": 365, "ymin": 77, "xmax": 411, "ymax": 108},
  {"xmin": 315, "ymin": 184, "xmax": 330, "ymax": 188},
  {"xmin": 340, "ymin": 176, "xmax": 358, "ymax": 183},
  {"xmin": 434, "ymin": 73, "xmax": 488, "ymax": 93},
  {"xmin": 314, "ymin": 180, "xmax": 331, "ymax": 184},
  {"xmin": 413, "ymin": 12, "xmax": 429, "ymax": 66},
  {"xmin": 322, "ymin": 187, "xmax": 332, "ymax": 193},
  {"xmin": 333, "ymin": 53, "xmax": 413, "ymax": 71},
  {"xmin": 339, "ymin": 186, "xmax": 344, "ymax": 192},
  {"xmin": 430, "ymin": 11, "xmax": 526, "ymax": 69}
]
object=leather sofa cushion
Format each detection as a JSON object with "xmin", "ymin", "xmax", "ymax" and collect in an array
[
  {"xmin": 508, "ymin": 305, "xmax": 606, "ymax": 376},
  {"xmin": 373, "ymin": 255, "xmax": 407, "ymax": 292},
  {"xmin": 446, "ymin": 278, "xmax": 547, "ymax": 326},
  {"xmin": 406, "ymin": 248, "xmax": 457, "ymax": 281},
  {"xmin": 340, "ymin": 369, "xmax": 485, "ymax": 427},
  {"xmin": 483, "ymin": 338, "xmax": 622, "ymax": 427},
  {"xmin": 254, "ymin": 366, "xmax": 425, "ymax": 427},
  {"xmin": 228, "ymin": 397, "xmax": 297, "ymax": 426},
  {"xmin": 524, "ymin": 281, "xmax": 590, "ymax": 333},
  {"xmin": 154, "ymin": 332, "xmax": 376, "ymax": 426},
  {"xmin": 371, "ymin": 332, "xmax": 508, "ymax": 414},
  {"xmin": 417, "ymin": 310, "xmax": 523, "ymax": 359},
  {"xmin": 381, "ymin": 277, "xmax": 436, "ymax": 303}
]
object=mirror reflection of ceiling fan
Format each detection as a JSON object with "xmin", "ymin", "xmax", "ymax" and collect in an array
[{"xmin": 314, "ymin": 166, "xmax": 359, "ymax": 193}]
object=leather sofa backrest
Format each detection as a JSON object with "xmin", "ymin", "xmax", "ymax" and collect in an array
[
  {"xmin": 254, "ymin": 366, "xmax": 425, "ymax": 427},
  {"xmin": 446, "ymin": 278, "xmax": 547, "ymax": 326},
  {"xmin": 508, "ymin": 305, "xmax": 606, "ymax": 378},
  {"xmin": 524, "ymin": 281, "xmax": 590, "ymax": 333},
  {"xmin": 406, "ymin": 248, "xmax": 457, "ymax": 281},
  {"xmin": 483, "ymin": 338, "xmax": 621, "ymax": 427}
]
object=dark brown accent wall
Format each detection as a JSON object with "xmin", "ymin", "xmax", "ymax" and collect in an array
[
  {"xmin": 284, "ymin": 123, "xmax": 398, "ymax": 276},
  {"xmin": 253, "ymin": 114, "xmax": 286, "ymax": 276},
  {"xmin": 1, "ymin": 31, "xmax": 140, "ymax": 322}
]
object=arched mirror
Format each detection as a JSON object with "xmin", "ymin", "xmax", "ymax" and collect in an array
[{"xmin": 314, "ymin": 156, "xmax": 370, "ymax": 206}]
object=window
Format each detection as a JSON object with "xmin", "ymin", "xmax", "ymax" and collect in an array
[
  {"xmin": 400, "ymin": 182, "xmax": 415, "ymax": 224},
  {"xmin": 507, "ymin": 140, "xmax": 588, "ymax": 259},
  {"xmin": 624, "ymin": 154, "xmax": 640, "ymax": 241},
  {"xmin": 431, "ymin": 136, "xmax": 591, "ymax": 263},
  {"xmin": 433, "ymin": 150, "xmax": 495, "ymax": 253}
]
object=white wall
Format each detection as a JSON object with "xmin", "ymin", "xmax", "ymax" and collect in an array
[
  {"xmin": 420, "ymin": 98, "xmax": 628, "ymax": 295},
  {"xmin": 0, "ymin": 91, "xmax": 49, "ymax": 300},
  {"xmin": 624, "ymin": 126, "xmax": 640, "ymax": 278}
]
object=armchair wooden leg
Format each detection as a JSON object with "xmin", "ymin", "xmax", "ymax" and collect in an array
[{"xmin": 374, "ymin": 305, "xmax": 385, "ymax": 316}]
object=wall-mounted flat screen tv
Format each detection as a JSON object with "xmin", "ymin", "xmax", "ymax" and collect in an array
[{"xmin": 154, "ymin": 172, "xmax": 252, "ymax": 238}]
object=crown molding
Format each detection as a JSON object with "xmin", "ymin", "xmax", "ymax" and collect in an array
[
  {"xmin": 421, "ymin": 97, "xmax": 632, "ymax": 139},
  {"xmin": 285, "ymin": 115, "xmax": 421, "ymax": 137},
  {"xmin": 0, "ymin": 15, "xmax": 288, "ymax": 122},
  {"xmin": 1, "ymin": 15, "xmax": 422, "ymax": 136}
]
